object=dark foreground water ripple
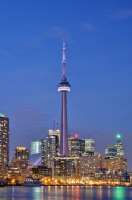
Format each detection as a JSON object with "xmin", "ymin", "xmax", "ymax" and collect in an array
[{"xmin": 0, "ymin": 186, "xmax": 132, "ymax": 200}]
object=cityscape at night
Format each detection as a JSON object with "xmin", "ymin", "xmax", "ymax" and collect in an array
[
  {"xmin": 0, "ymin": 35, "xmax": 131, "ymax": 187},
  {"xmin": 0, "ymin": 1, "xmax": 132, "ymax": 199}
]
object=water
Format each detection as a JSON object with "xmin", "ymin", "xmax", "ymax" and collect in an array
[{"xmin": 0, "ymin": 186, "xmax": 132, "ymax": 200}]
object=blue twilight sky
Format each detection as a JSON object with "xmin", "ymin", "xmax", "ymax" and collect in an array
[{"xmin": 0, "ymin": 1, "xmax": 132, "ymax": 169}]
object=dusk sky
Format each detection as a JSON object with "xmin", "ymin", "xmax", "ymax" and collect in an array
[{"xmin": 0, "ymin": 1, "xmax": 132, "ymax": 169}]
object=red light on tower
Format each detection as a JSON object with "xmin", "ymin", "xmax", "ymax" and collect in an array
[{"xmin": 74, "ymin": 134, "xmax": 78, "ymax": 139}]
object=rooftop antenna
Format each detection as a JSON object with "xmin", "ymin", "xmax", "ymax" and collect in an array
[
  {"xmin": 62, "ymin": 34, "xmax": 66, "ymax": 80},
  {"xmin": 53, "ymin": 119, "xmax": 56, "ymax": 130},
  {"xmin": 56, "ymin": 121, "xmax": 59, "ymax": 129}
]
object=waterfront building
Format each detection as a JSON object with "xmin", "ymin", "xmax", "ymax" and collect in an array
[
  {"xmin": 102, "ymin": 157, "xmax": 127, "ymax": 171},
  {"xmin": 6, "ymin": 164, "xmax": 31, "ymax": 181},
  {"xmin": 53, "ymin": 156, "xmax": 79, "ymax": 178},
  {"xmin": 95, "ymin": 169, "xmax": 130, "ymax": 183},
  {"xmin": 68, "ymin": 134, "xmax": 85, "ymax": 156},
  {"xmin": 31, "ymin": 166, "xmax": 52, "ymax": 178},
  {"xmin": 79, "ymin": 152, "xmax": 102, "ymax": 179},
  {"xmin": 14, "ymin": 147, "xmax": 29, "ymax": 164},
  {"xmin": 0, "ymin": 114, "xmax": 9, "ymax": 167},
  {"xmin": 31, "ymin": 140, "xmax": 41, "ymax": 155},
  {"xmin": 58, "ymin": 37, "xmax": 71, "ymax": 156}
]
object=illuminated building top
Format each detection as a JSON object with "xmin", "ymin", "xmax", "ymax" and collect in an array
[
  {"xmin": 58, "ymin": 36, "xmax": 71, "ymax": 92},
  {"xmin": 116, "ymin": 134, "xmax": 121, "ymax": 139},
  {"xmin": 0, "ymin": 114, "xmax": 5, "ymax": 117}
]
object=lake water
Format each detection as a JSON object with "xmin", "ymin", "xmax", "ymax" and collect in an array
[{"xmin": 0, "ymin": 186, "xmax": 132, "ymax": 200}]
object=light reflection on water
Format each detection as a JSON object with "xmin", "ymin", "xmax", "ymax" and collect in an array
[
  {"xmin": 0, "ymin": 186, "xmax": 132, "ymax": 200},
  {"xmin": 113, "ymin": 187, "xmax": 126, "ymax": 199}
]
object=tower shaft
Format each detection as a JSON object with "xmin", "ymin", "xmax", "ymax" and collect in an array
[{"xmin": 60, "ymin": 91, "xmax": 68, "ymax": 156}]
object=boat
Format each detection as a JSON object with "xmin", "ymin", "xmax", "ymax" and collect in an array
[
  {"xmin": 0, "ymin": 180, "xmax": 6, "ymax": 187},
  {"xmin": 23, "ymin": 176, "xmax": 43, "ymax": 187}
]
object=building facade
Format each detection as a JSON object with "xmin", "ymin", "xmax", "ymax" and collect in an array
[
  {"xmin": 68, "ymin": 135, "xmax": 85, "ymax": 157},
  {"xmin": 49, "ymin": 128, "xmax": 60, "ymax": 152},
  {"xmin": 31, "ymin": 166, "xmax": 52, "ymax": 178},
  {"xmin": 14, "ymin": 147, "xmax": 29, "ymax": 164},
  {"xmin": 115, "ymin": 134, "xmax": 124, "ymax": 158},
  {"xmin": 105, "ymin": 145, "xmax": 117, "ymax": 158},
  {"xmin": 0, "ymin": 114, "xmax": 9, "ymax": 167},
  {"xmin": 79, "ymin": 153, "xmax": 102, "ymax": 179},
  {"xmin": 84, "ymin": 139, "xmax": 95, "ymax": 153},
  {"xmin": 41, "ymin": 134, "xmax": 59, "ymax": 167},
  {"xmin": 102, "ymin": 158, "xmax": 127, "ymax": 171},
  {"xmin": 31, "ymin": 140, "xmax": 41, "ymax": 155},
  {"xmin": 53, "ymin": 156, "xmax": 79, "ymax": 178}
]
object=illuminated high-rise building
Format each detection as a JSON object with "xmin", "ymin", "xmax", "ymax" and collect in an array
[
  {"xmin": 53, "ymin": 156, "xmax": 79, "ymax": 178},
  {"xmin": 49, "ymin": 128, "xmax": 60, "ymax": 150},
  {"xmin": 84, "ymin": 139, "xmax": 95, "ymax": 153},
  {"xmin": 68, "ymin": 134, "xmax": 85, "ymax": 157},
  {"xmin": 0, "ymin": 114, "xmax": 9, "ymax": 167},
  {"xmin": 102, "ymin": 157, "xmax": 127, "ymax": 171},
  {"xmin": 31, "ymin": 140, "xmax": 41, "ymax": 155},
  {"xmin": 58, "ymin": 37, "xmax": 70, "ymax": 156},
  {"xmin": 115, "ymin": 134, "xmax": 124, "ymax": 158},
  {"xmin": 14, "ymin": 147, "xmax": 29, "ymax": 163},
  {"xmin": 42, "ymin": 135, "xmax": 59, "ymax": 167},
  {"xmin": 79, "ymin": 153, "xmax": 102, "ymax": 178},
  {"xmin": 105, "ymin": 145, "xmax": 117, "ymax": 158},
  {"xmin": 41, "ymin": 127, "xmax": 60, "ymax": 167}
]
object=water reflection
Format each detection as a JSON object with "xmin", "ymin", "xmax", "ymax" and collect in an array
[
  {"xmin": 113, "ymin": 187, "xmax": 126, "ymax": 199},
  {"xmin": 107, "ymin": 186, "xmax": 111, "ymax": 198},
  {"xmin": 32, "ymin": 187, "xmax": 42, "ymax": 200},
  {"xmin": 98, "ymin": 186, "xmax": 103, "ymax": 199},
  {"xmin": 0, "ymin": 186, "xmax": 132, "ymax": 200}
]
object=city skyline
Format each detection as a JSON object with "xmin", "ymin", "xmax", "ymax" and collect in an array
[{"xmin": 0, "ymin": 1, "xmax": 132, "ymax": 169}]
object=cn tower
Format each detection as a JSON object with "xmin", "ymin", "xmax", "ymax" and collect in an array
[{"xmin": 58, "ymin": 37, "xmax": 71, "ymax": 156}]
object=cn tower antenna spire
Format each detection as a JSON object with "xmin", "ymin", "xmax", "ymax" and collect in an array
[{"xmin": 62, "ymin": 35, "xmax": 66, "ymax": 80}]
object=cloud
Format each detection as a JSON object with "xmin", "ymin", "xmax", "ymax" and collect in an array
[
  {"xmin": 110, "ymin": 9, "xmax": 132, "ymax": 20},
  {"xmin": 83, "ymin": 23, "xmax": 96, "ymax": 31}
]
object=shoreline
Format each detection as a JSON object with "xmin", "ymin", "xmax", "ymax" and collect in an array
[{"xmin": 5, "ymin": 183, "xmax": 132, "ymax": 187}]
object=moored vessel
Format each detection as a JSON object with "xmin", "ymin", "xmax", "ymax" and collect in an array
[{"xmin": 23, "ymin": 176, "xmax": 42, "ymax": 187}]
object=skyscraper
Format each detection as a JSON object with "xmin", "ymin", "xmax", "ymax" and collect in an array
[
  {"xmin": 41, "ymin": 127, "xmax": 60, "ymax": 167},
  {"xmin": 84, "ymin": 139, "xmax": 95, "ymax": 153},
  {"xmin": 115, "ymin": 134, "xmax": 124, "ymax": 158},
  {"xmin": 14, "ymin": 147, "xmax": 29, "ymax": 164},
  {"xmin": 58, "ymin": 37, "xmax": 70, "ymax": 156},
  {"xmin": 0, "ymin": 114, "xmax": 9, "ymax": 167},
  {"xmin": 68, "ymin": 134, "xmax": 85, "ymax": 157},
  {"xmin": 105, "ymin": 145, "xmax": 117, "ymax": 158},
  {"xmin": 31, "ymin": 140, "xmax": 41, "ymax": 155},
  {"xmin": 49, "ymin": 128, "xmax": 60, "ymax": 150}
]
